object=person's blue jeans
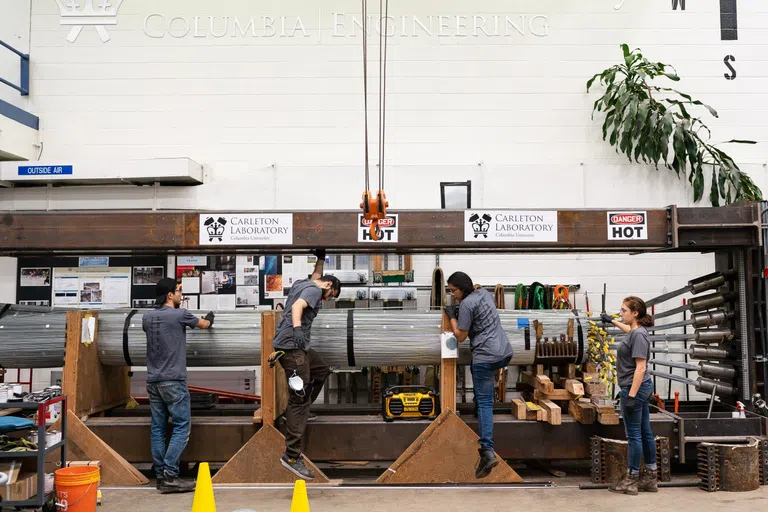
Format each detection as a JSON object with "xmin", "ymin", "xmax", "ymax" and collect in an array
[
  {"xmin": 471, "ymin": 356, "xmax": 511, "ymax": 452},
  {"xmin": 147, "ymin": 380, "xmax": 191, "ymax": 479},
  {"xmin": 620, "ymin": 379, "xmax": 657, "ymax": 474}
]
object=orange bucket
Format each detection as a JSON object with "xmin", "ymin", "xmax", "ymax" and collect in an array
[{"xmin": 55, "ymin": 466, "xmax": 100, "ymax": 512}]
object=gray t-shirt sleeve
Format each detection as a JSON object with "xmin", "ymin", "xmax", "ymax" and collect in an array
[
  {"xmin": 300, "ymin": 287, "xmax": 322, "ymax": 310},
  {"xmin": 142, "ymin": 314, "xmax": 149, "ymax": 333},
  {"xmin": 630, "ymin": 329, "xmax": 650, "ymax": 360},
  {"xmin": 457, "ymin": 302, "xmax": 473, "ymax": 332},
  {"xmin": 181, "ymin": 309, "xmax": 199, "ymax": 329}
]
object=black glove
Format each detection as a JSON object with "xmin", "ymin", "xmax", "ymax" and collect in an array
[
  {"xmin": 314, "ymin": 248, "xmax": 326, "ymax": 261},
  {"xmin": 203, "ymin": 311, "xmax": 215, "ymax": 326},
  {"xmin": 625, "ymin": 394, "xmax": 637, "ymax": 412},
  {"xmin": 600, "ymin": 313, "xmax": 615, "ymax": 324},
  {"xmin": 293, "ymin": 327, "xmax": 309, "ymax": 351},
  {"xmin": 444, "ymin": 305, "xmax": 459, "ymax": 320}
]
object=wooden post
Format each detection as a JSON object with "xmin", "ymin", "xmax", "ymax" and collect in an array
[
  {"xmin": 255, "ymin": 311, "xmax": 287, "ymax": 425},
  {"xmin": 440, "ymin": 312, "xmax": 457, "ymax": 412},
  {"xmin": 63, "ymin": 310, "xmax": 130, "ymax": 418}
]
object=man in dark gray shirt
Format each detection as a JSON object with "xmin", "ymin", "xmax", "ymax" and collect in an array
[
  {"xmin": 274, "ymin": 249, "xmax": 340, "ymax": 480},
  {"xmin": 142, "ymin": 277, "xmax": 213, "ymax": 493}
]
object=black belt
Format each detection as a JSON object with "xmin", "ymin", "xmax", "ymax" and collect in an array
[
  {"xmin": 347, "ymin": 310, "xmax": 355, "ymax": 367},
  {"xmin": 123, "ymin": 310, "xmax": 138, "ymax": 367},
  {"xmin": 574, "ymin": 310, "xmax": 585, "ymax": 364},
  {"xmin": 524, "ymin": 325, "xmax": 531, "ymax": 351}
]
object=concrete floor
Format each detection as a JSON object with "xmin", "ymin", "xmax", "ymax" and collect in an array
[{"xmin": 98, "ymin": 484, "xmax": 768, "ymax": 512}]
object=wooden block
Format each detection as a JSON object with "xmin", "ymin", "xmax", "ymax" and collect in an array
[
  {"xmin": 585, "ymin": 382, "xmax": 608, "ymax": 398},
  {"xmin": 534, "ymin": 389, "xmax": 573, "ymax": 401},
  {"xmin": 511, "ymin": 399, "xmax": 527, "ymax": 420},
  {"xmin": 598, "ymin": 412, "xmax": 621, "ymax": 425},
  {"xmin": 538, "ymin": 400, "xmax": 562, "ymax": 426},
  {"xmin": 212, "ymin": 424, "xmax": 329, "ymax": 484},
  {"xmin": 581, "ymin": 372, "xmax": 600, "ymax": 383},
  {"xmin": 376, "ymin": 411, "xmax": 523, "ymax": 484},
  {"xmin": 569, "ymin": 400, "xmax": 596, "ymax": 425},
  {"xmin": 565, "ymin": 380, "xmax": 585, "ymax": 397},
  {"xmin": 594, "ymin": 404, "xmax": 617, "ymax": 415},
  {"xmin": 64, "ymin": 311, "xmax": 131, "ymax": 417},
  {"xmin": 67, "ymin": 411, "xmax": 148, "ymax": 486},
  {"xmin": 559, "ymin": 364, "xmax": 576, "ymax": 380},
  {"xmin": 585, "ymin": 363, "xmax": 598, "ymax": 373},
  {"xmin": 521, "ymin": 372, "xmax": 554, "ymax": 394}
]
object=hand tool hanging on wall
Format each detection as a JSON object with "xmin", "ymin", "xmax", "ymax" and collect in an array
[
  {"xmin": 359, "ymin": 0, "xmax": 390, "ymax": 240},
  {"xmin": 645, "ymin": 270, "xmax": 736, "ymax": 307},
  {"xmin": 552, "ymin": 285, "xmax": 572, "ymax": 310}
]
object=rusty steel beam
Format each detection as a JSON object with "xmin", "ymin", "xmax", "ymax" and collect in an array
[
  {"xmin": 86, "ymin": 414, "xmax": 679, "ymax": 463},
  {"xmin": 0, "ymin": 204, "xmax": 759, "ymax": 255}
]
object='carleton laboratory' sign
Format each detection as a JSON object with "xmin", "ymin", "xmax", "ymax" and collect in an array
[
  {"xmin": 465, "ymin": 211, "xmax": 558, "ymax": 243},
  {"xmin": 199, "ymin": 214, "xmax": 293, "ymax": 246}
]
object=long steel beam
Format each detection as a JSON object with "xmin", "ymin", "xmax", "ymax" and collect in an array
[{"xmin": 0, "ymin": 204, "xmax": 760, "ymax": 255}]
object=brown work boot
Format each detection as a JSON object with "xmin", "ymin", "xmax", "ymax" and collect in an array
[
  {"xmin": 638, "ymin": 468, "xmax": 659, "ymax": 492},
  {"xmin": 608, "ymin": 472, "xmax": 639, "ymax": 495}
]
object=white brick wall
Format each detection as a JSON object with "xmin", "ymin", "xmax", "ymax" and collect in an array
[{"xmin": 2, "ymin": 0, "xmax": 764, "ymax": 400}]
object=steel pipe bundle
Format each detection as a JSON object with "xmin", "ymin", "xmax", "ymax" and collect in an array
[
  {"xmin": 97, "ymin": 310, "xmax": 263, "ymax": 367},
  {"xmin": 1, "ymin": 306, "xmax": 588, "ymax": 369},
  {"xmin": 649, "ymin": 359, "xmax": 738, "ymax": 381},
  {"xmin": 0, "ymin": 306, "xmax": 67, "ymax": 368}
]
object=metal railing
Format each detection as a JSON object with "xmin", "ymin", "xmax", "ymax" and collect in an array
[{"xmin": 0, "ymin": 39, "xmax": 30, "ymax": 96}]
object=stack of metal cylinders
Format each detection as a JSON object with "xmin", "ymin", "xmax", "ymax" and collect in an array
[
  {"xmin": 0, "ymin": 306, "xmax": 67, "ymax": 368},
  {"xmin": 0, "ymin": 306, "xmax": 587, "ymax": 368},
  {"xmin": 97, "ymin": 310, "xmax": 263, "ymax": 367}
]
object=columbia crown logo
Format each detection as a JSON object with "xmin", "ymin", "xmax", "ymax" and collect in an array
[
  {"xmin": 203, "ymin": 216, "xmax": 227, "ymax": 242},
  {"xmin": 469, "ymin": 213, "xmax": 492, "ymax": 238},
  {"xmin": 56, "ymin": 0, "xmax": 123, "ymax": 43}
]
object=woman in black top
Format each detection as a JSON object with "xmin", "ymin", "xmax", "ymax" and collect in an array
[{"xmin": 601, "ymin": 296, "xmax": 658, "ymax": 495}]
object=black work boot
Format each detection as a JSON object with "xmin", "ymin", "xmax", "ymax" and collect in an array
[
  {"xmin": 638, "ymin": 468, "xmax": 659, "ymax": 492},
  {"xmin": 159, "ymin": 475, "xmax": 196, "ymax": 494},
  {"xmin": 608, "ymin": 472, "xmax": 639, "ymax": 495},
  {"xmin": 155, "ymin": 476, "xmax": 164, "ymax": 490},
  {"xmin": 281, "ymin": 454, "xmax": 315, "ymax": 481},
  {"xmin": 475, "ymin": 449, "xmax": 499, "ymax": 479}
]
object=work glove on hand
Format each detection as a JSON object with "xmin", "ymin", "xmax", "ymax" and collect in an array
[
  {"xmin": 600, "ymin": 313, "xmax": 615, "ymax": 325},
  {"xmin": 444, "ymin": 305, "xmax": 459, "ymax": 320},
  {"xmin": 293, "ymin": 327, "xmax": 309, "ymax": 351},
  {"xmin": 314, "ymin": 248, "xmax": 326, "ymax": 261},
  {"xmin": 624, "ymin": 394, "xmax": 637, "ymax": 412},
  {"xmin": 203, "ymin": 311, "xmax": 215, "ymax": 326}
]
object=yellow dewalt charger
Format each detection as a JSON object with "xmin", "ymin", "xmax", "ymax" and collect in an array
[{"xmin": 382, "ymin": 385, "xmax": 440, "ymax": 422}]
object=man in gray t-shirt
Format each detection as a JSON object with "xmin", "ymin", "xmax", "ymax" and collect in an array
[
  {"xmin": 274, "ymin": 249, "xmax": 341, "ymax": 481},
  {"xmin": 142, "ymin": 278, "xmax": 212, "ymax": 494}
]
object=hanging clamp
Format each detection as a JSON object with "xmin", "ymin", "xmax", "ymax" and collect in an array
[{"xmin": 360, "ymin": 189, "xmax": 389, "ymax": 241}]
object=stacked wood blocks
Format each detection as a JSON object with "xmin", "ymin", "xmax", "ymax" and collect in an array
[{"xmin": 513, "ymin": 363, "xmax": 620, "ymax": 425}]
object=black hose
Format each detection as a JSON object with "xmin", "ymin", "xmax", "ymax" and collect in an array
[{"xmin": 580, "ymin": 480, "xmax": 701, "ymax": 490}]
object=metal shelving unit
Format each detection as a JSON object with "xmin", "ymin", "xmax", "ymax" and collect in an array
[{"xmin": 0, "ymin": 395, "xmax": 66, "ymax": 510}]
